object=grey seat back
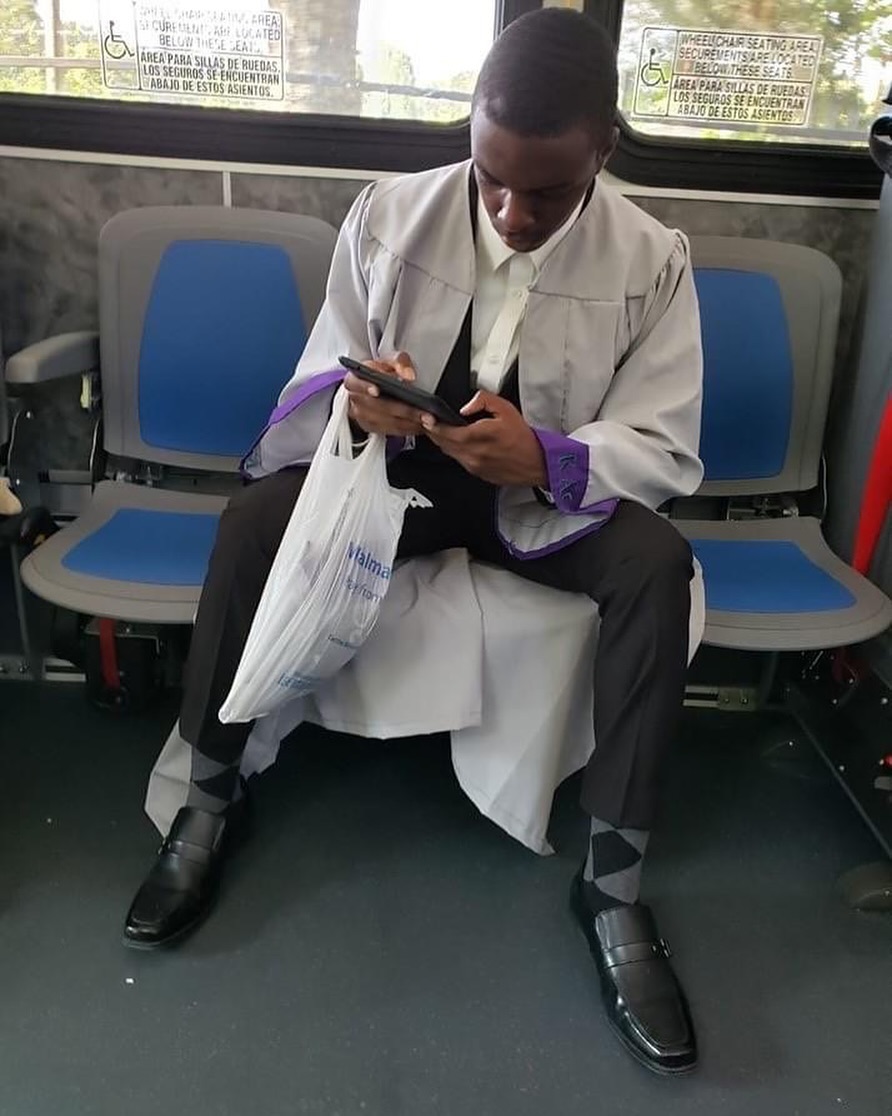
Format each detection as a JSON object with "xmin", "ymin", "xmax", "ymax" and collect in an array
[
  {"xmin": 98, "ymin": 206, "xmax": 338, "ymax": 473},
  {"xmin": 691, "ymin": 237, "xmax": 842, "ymax": 497}
]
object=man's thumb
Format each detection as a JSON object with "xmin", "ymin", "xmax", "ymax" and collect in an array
[{"xmin": 393, "ymin": 351, "xmax": 416, "ymax": 382}]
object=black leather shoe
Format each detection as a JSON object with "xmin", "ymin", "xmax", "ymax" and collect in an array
[
  {"xmin": 570, "ymin": 872, "xmax": 697, "ymax": 1075},
  {"xmin": 123, "ymin": 805, "xmax": 238, "ymax": 950}
]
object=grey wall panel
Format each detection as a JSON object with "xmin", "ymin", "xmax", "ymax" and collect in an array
[
  {"xmin": 230, "ymin": 180, "xmax": 875, "ymax": 385},
  {"xmin": 0, "ymin": 159, "xmax": 222, "ymax": 478},
  {"xmin": 0, "ymin": 159, "xmax": 221, "ymax": 354},
  {"xmin": 0, "ymin": 154, "xmax": 879, "ymax": 485},
  {"xmin": 229, "ymin": 173, "xmax": 373, "ymax": 230},
  {"xmin": 635, "ymin": 196, "xmax": 875, "ymax": 388}
]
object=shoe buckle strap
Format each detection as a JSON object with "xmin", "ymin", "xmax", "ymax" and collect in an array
[
  {"xmin": 160, "ymin": 835, "xmax": 221, "ymax": 865},
  {"xmin": 603, "ymin": 937, "xmax": 672, "ymax": 969}
]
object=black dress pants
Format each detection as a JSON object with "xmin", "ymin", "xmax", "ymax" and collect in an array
[{"xmin": 179, "ymin": 454, "xmax": 693, "ymax": 829}]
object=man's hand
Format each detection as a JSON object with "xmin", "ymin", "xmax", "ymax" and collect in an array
[
  {"xmin": 422, "ymin": 391, "xmax": 548, "ymax": 488},
  {"xmin": 343, "ymin": 351, "xmax": 426, "ymax": 438}
]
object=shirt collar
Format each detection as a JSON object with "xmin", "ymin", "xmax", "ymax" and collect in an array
[
  {"xmin": 475, "ymin": 190, "xmax": 588, "ymax": 279},
  {"xmin": 476, "ymin": 193, "xmax": 514, "ymax": 274}
]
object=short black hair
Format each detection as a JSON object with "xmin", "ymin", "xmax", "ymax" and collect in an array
[{"xmin": 473, "ymin": 9, "xmax": 618, "ymax": 145}]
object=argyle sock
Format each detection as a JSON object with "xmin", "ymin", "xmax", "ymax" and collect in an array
[
  {"xmin": 186, "ymin": 746, "xmax": 241, "ymax": 815},
  {"xmin": 581, "ymin": 816, "xmax": 650, "ymax": 914}
]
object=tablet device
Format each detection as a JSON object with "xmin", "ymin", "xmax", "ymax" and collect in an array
[{"xmin": 338, "ymin": 356, "xmax": 470, "ymax": 426}]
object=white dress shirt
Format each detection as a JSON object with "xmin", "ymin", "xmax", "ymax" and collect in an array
[{"xmin": 471, "ymin": 192, "xmax": 586, "ymax": 393}]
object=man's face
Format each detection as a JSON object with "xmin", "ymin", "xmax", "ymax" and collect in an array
[{"xmin": 471, "ymin": 108, "xmax": 616, "ymax": 253}]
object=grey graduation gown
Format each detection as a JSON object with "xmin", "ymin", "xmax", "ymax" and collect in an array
[{"xmin": 145, "ymin": 164, "xmax": 706, "ymax": 853}]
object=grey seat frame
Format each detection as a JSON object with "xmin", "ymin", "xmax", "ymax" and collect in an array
[
  {"xmin": 679, "ymin": 237, "xmax": 892, "ymax": 650},
  {"xmin": 10, "ymin": 207, "xmax": 338, "ymax": 625}
]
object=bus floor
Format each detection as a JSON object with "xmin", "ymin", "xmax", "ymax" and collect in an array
[{"xmin": 0, "ymin": 682, "xmax": 889, "ymax": 1116}]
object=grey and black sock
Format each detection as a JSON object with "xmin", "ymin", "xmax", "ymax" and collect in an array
[
  {"xmin": 582, "ymin": 816, "xmax": 650, "ymax": 914},
  {"xmin": 186, "ymin": 747, "xmax": 240, "ymax": 815}
]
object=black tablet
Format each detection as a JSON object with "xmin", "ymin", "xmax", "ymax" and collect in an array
[{"xmin": 338, "ymin": 356, "xmax": 470, "ymax": 426}]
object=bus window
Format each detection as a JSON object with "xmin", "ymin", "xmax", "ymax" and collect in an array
[
  {"xmin": 618, "ymin": 0, "xmax": 891, "ymax": 148},
  {"xmin": 0, "ymin": 0, "xmax": 499, "ymax": 123}
]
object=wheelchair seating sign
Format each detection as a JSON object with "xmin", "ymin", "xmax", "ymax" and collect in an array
[
  {"xmin": 635, "ymin": 28, "xmax": 822, "ymax": 127},
  {"xmin": 98, "ymin": 1, "xmax": 284, "ymax": 101}
]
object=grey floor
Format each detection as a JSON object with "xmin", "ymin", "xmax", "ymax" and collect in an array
[{"xmin": 0, "ymin": 682, "xmax": 889, "ymax": 1116}]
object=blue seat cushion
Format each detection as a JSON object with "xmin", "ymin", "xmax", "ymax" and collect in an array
[
  {"xmin": 694, "ymin": 268, "xmax": 793, "ymax": 481},
  {"xmin": 691, "ymin": 539, "xmax": 856, "ymax": 613},
  {"xmin": 62, "ymin": 509, "xmax": 220, "ymax": 586},
  {"xmin": 139, "ymin": 240, "xmax": 306, "ymax": 456}
]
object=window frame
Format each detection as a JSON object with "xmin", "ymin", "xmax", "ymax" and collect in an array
[
  {"xmin": 589, "ymin": 0, "xmax": 883, "ymax": 199},
  {"xmin": 0, "ymin": 0, "xmax": 540, "ymax": 171},
  {"xmin": 0, "ymin": 0, "xmax": 881, "ymax": 198}
]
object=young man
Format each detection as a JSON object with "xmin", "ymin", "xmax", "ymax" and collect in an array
[{"xmin": 124, "ymin": 9, "xmax": 703, "ymax": 1076}]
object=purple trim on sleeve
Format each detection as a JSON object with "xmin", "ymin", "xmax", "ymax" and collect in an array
[
  {"xmin": 240, "ymin": 368, "xmax": 345, "ymax": 477},
  {"xmin": 268, "ymin": 368, "xmax": 345, "ymax": 425},
  {"xmin": 532, "ymin": 428, "xmax": 619, "ymax": 518}
]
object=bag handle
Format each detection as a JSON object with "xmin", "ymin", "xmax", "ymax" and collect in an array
[{"xmin": 329, "ymin": 385, "xmax": 385, "ymax": 462}]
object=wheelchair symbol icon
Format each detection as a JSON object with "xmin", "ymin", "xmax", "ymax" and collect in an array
[
  {"xmin": 103, "ymin": 20, "xmax": 134, "ymax": 60},
  {"xmin": 640, "ymin": 48, "xmax": 669, "ymax": 88}
]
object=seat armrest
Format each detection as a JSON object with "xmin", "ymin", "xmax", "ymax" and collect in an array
[{"xmin": 6, "ymin": 331, "xmax": 100, "ymax": 384}]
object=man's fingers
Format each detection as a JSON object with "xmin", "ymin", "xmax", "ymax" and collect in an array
[
  {"xmin": 426, "ymin": 410, "xmax": 499, "ymax": 447},
  {"xmin": 345, "ymin": 378, "xmax": 413, "ymax": 419},
  {"xmin": 348, "ymin": 389, "xmax": 424, "ymax": 437},
  {"xmin": 344, "ymin": 370, "xmax": 379, "ymax": 398},
  {"xmin": 363, "ymin": 353, "xmax": 417, "ymax": 383},
  {"xmin": 364, "ymin": 417, "xmax": 420, "ymax": 437},
  {"xmin": 392, "ymin": 351, "xmax": 417, "ymax": 382},
  {"xmin": 460, "ymin": 390, "xmax": 499, "ymax": 416},
  {"xmin": 358, "ymin": 398, "xmax": 416, "ymax": 422},
  {"xmin": 424, "ymin": 422, "xmax": 479, "ymax": 451}
]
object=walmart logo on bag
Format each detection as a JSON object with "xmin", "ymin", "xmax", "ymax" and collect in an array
[
  {"xmin": 347, "ymin": 542, "xmax": 392, "ymax": 582},
  {"xmin": 277, "ymin": 671, "xmax": 321, "ymax": 692}
]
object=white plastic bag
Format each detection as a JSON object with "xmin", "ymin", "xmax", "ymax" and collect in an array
[{"xmin": 219, "ymin": 387, "xmax": 429, "ymax": 724}]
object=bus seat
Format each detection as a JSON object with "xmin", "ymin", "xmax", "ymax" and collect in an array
[
  {"xmin": 680, "ymin": 237, "xmax": 892, "ymax": 650},
  {"xmin": 8, "ymin": 206, "xmax": 338, "ymax": 625}
]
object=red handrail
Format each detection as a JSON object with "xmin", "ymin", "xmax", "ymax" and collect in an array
[{"xmin": 852, "ymin": 394, "xmax": 892, "ymax": 577}]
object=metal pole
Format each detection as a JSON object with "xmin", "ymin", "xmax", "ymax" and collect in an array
[{"xmin": 41, "ymin": 0, "xmax": 62, "ymax": 94}]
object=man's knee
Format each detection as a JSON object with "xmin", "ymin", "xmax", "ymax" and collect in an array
[
  {"xmin": 646, "ymin": 513, "xmax": 693, "ymax": 581},
  {"xmin": 612, "ymin": 505, "xmax": 693, "ymax": 587},
  {"xmin": 214, "ymin": 470, "xmax": 305, "ymax": 565},
  {"xmin": 213, "ymin": 484, "xmax": 267, "ymax": 562}
]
